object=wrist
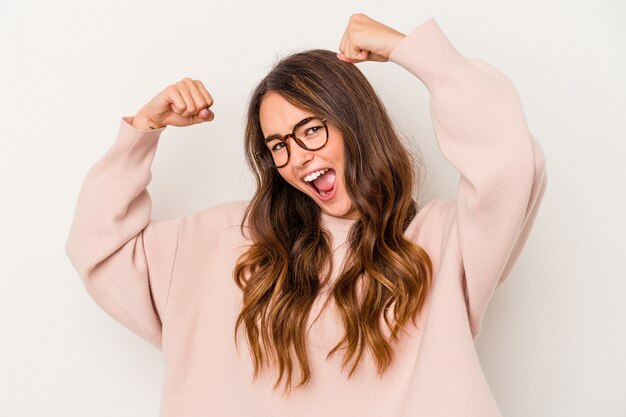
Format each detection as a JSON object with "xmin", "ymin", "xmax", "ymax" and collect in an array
[
  {"xmin": 387, "ymin": 32, "xmax": 406, "ymax": 59},
  {"xmin": 131, "ymin": 112, "xmax": 164, "ymax": 130}
]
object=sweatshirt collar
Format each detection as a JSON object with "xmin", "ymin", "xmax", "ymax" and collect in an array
[{"xmin": 320, "ymin": 211, "xmax": 358, "ymax": 232}]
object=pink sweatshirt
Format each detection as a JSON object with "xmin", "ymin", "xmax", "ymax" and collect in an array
[{"xmin": 65, "ymin": 17, "xmax": 547, "ymax": 417}]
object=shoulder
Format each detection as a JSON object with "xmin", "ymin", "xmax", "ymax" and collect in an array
[
  {"xmin": 405, "ymin": 197, "xmax": 455, "ymax": 257},
  {"xmin": 179, "ymin": 200, "xmax": 250, "ymax": 237},
  {"xmin": 408, "ymin": 198, "xmax": 454, "ymax": 234}
]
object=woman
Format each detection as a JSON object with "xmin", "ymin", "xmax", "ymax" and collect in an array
[{"xmin": 65, "ymin": 13, "xmax": 547, "ymax": 417}]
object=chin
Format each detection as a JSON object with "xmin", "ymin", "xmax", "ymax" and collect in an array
[{"xmin": 323, "ymin": 199, "xmax": 356, "ymax": 219}]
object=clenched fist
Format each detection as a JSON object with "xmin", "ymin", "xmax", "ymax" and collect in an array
[
  {"xmin": 337, "ymin": 13, "xmax": 405, "ymax": 64},
  {"xmin": 132, "ymin": 78, "xmax": 215, "ymax": 130}
]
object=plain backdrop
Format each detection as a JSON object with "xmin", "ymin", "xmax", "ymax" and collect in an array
[{"xmin": 1, "ymin": 0, "xmax": 624, "ymax": 416}]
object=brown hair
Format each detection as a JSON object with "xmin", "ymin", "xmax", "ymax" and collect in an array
[{"xmin": 233, "ymin": 49, "xmax": 433, "ymax": 396}]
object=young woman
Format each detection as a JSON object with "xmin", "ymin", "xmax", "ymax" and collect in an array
[{"xmin": 66, "ymin": 13, "xmax": 547, "ymax": 417}]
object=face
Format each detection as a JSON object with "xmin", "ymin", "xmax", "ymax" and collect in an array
[{"xmin": 259, "ymin": 91, "xmax": 358, "ymax": 220}]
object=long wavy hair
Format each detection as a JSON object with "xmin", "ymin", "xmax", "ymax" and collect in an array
[{"xmin": 233, "ymin": 49, "xmax": 433, "ymax": 396}]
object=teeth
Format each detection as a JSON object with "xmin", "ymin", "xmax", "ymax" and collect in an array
[
  {"xmin": 303, "ymin": 168, "xmax": 329, "ymax": 182},
  {"xmin": 319, "ymin": 190, "xmax": 327, "ymax": 196}
]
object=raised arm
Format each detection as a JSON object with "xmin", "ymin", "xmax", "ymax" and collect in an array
[
  {"xmin": 388, "ymin": 17, "xmax": 548, "ymax": 338},
  {"xmin": 65, "ymin": 78, "xmax": 215, "ymax": 348},
  {"xmin": 65, "ymin": 118, "xmax": 179, "ymax": 349}
]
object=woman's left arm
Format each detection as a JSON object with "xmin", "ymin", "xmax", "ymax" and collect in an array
[{"xmin": 338, "ymin": 14, "xmax": 548, "ymax": 338}]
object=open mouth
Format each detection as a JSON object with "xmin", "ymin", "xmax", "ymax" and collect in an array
[{"xmin": 303, "ymin": 168, "xmax": 337, "ymax": 201}]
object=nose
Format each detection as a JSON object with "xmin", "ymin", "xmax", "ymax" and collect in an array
[{"xmin": 287, "ymin": 136, "xmax": 313, "ymax": 167}]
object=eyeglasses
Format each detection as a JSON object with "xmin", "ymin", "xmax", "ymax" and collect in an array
[{"xmin": 256, "ymin": 116, "xmax": 329, "ymax": 168}]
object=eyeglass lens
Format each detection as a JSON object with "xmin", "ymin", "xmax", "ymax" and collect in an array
[{"xmin": 264, "ymin": 117, "xmax": 327, "ymax": 167}]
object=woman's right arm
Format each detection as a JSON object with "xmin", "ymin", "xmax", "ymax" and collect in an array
[{"xmin": 64, "ymin": 79, "xmax": 215, "ymax": 349}]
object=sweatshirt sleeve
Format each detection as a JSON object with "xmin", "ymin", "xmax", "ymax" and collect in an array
[
  {"xmin": 389, "ymin": 18, "xmax": 548, "ymax": 338},
  {"xmin": 64, "ymin": 116, "xmax": 180, "ymax": 350}
]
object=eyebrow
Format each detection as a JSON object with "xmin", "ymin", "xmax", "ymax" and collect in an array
[
  {"xmin": 264, "ymin": 133, "xmax": 285, "ymax": 143},
  {"xmin": 263, "ymin": 116, "xmax": 310, "ymax": 142}
]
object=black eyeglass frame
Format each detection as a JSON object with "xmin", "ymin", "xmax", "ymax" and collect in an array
[{"xmin": 255, "ymin": 116, "xmax": 329, "ymax": 168}]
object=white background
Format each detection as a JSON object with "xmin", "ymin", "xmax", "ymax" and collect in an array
[{"xmin": 1, "ymin": 0, "xmax": 624, "ymax": 416}]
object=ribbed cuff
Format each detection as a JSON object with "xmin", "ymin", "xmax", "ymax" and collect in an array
[{"xmin": 102, "ymin": 116, "xmax": 167, "ymax": 153}]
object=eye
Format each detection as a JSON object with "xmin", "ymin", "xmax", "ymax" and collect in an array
[
  {"xmin": 270, "ymin": 141, "xmax": 285, "ymax": 152},
  {"xmin": 305, "ymin": 126, "xmax": 320, "ymax": 136}
]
